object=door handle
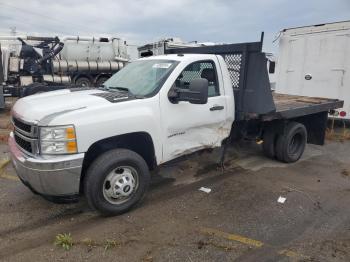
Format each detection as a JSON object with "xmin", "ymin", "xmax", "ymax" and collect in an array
[{"xmin": 210, "ymin": 105, "xmax": 224, "ymax": 111}]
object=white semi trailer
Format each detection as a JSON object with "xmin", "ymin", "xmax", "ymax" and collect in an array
[
  {"xmin": 0, "ymin": 35, "xmax": 132, "ymax": 108},
  {"xmin": 275, "ymin": 21, "xmax": 350, "ymax": 119}
]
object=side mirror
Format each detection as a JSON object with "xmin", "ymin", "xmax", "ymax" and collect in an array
[{"xmin": 169, "ymin": 78, "xmax": 209, "ymax": 104}]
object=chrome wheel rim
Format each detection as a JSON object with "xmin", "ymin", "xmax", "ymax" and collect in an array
[{"xmin": 103, "ymin": 166, "xmax": 139, "ymax": 205}]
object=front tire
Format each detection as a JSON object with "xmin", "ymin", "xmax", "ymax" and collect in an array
[{"xmin": 84, "ymin": 149, "xmax": 150, "ymax": 215}]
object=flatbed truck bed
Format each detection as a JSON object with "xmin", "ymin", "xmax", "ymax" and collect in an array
[{"xmin": 263, "ymin": 93, "xmax": 343, "ymax": 120}]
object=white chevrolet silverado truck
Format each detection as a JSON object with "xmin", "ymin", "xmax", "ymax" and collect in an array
[{"xmin": 9, "ymin": 37, "xmax": 343, "ymax": 215}]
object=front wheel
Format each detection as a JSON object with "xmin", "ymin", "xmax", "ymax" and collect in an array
[{"xmin": 84, "ymin": 149, "xmax": 150, "ymax": 215}]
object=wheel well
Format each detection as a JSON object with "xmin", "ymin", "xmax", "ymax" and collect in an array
[
  {"xmin": 80, "ymin": 132, "xmax": 157, "ymax": 193},
  {"xmin": 261, "ymin": 111, "xmax": 328, "ymax": 146},
  {"xmin": 290, "ymin": 112, "xmax": 328, "ymax": 145}
]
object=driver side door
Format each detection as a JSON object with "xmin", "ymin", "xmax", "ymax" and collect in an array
[{"xmin": 160, "ymin": 58, "xmax": 230, "ymax": 162}]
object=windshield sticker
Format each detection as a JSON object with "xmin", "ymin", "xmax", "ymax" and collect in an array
[{"xmin": 152, "ymin": 63, "xmax": 172, "ymax": 69}]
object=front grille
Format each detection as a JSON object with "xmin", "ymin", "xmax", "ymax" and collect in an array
[
  {"xmin": 14, "ymin": 133, "xmax": 33, "ymax": 153},
  {"xmin": 12, "ymin": 116, "xmax": 37, "ymax": 154},
  {"xmin": 13, "ymin": 117, "xmax": 32, "ymax": 133}
]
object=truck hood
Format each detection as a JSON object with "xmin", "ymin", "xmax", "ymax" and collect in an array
[{"xmin": 12, "ymin": 89, "xmax": 122, "ymax": 125}]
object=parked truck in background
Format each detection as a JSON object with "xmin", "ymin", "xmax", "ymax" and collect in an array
[
  {"xmin": 0, "ymin": 35, "xmax": 133, "ymax": 108},
  {"xmin": 137, "ymin": 37, "xmax": 206, "ymax": 58},
  {"xmin": 266, "ymin": 52, "xmax": 276, "ymax": 90},
  {"xmin": 8, "ymin": 35, "xmax": 343, "ymax": 215},
  {"xmin": 275, "ymin": 20, "xmax": 350, "ymax": 119}
]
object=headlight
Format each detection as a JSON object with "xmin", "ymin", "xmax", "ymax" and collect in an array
[{"xmin": 39, "ymin": 125, "xmax": 77, "ymax": 154}]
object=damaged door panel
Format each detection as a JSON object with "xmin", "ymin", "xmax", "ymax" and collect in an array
[{"xmin": 160, "ymin": 57, "xmax": 232, "ymax": 162}]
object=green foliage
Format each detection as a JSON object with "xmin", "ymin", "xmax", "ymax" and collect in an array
[
  {"xmin": 104, "ymin": 239, "xmax": 120, "ymax": 251},
  {"xmin": 54, "ymin": 233, "xmax": 73, "ymax": 251}
]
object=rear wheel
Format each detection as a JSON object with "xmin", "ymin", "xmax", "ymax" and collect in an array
[
  {"xmin": 84, "ymin": 149, "xmax": 150, "ymax": 215},
  {"xmin": 96, "ymin": 76, "xmax": 109, "ymax": 87},
  {"xmin": 75, "ymin": 76, "xmax": 91, "ymax": 87},
  {"xmin": 275, "ymin": 122, "xmax": 307, "ymax": 163}
]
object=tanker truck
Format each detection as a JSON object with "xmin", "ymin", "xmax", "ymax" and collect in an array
[{"xmin": 0, "ymin": 35, "xmax": 133, "ymax": 109}]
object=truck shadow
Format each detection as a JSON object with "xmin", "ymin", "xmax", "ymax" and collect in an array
[
  {"xmin": 0, "ymin": 146, "xmax": 243, "ymax": 242},
  {"xmin": 1, "ymin": 137, "xmax": 298, "ymax": 256}
]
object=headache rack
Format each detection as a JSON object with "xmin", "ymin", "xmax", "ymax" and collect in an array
[{"xmin": 165, "ymin": 32, "xmax": 275, "ymax": 121}]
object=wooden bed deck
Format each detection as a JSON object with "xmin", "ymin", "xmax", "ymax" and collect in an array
[{"xmin": 261, "ymin": 93, "xmax": 344, "ymax": 120}]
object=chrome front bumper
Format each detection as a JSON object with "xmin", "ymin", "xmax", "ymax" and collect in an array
[{"xmin": 8, "ymin": 132, "xmax": 84, "ymax": 196}]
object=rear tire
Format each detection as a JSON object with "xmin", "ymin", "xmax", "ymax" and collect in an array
[
  {"xmin": 75, "ymin": 77, "xmax": 91, "ymax": 87},
  {"xmin": 96, "ymin": 76, "xmax": 109, "ymax": 87},
  {"xmin": 84, "ymin": 149, "xmax": 150, "ymax": 215},
  {"xmin": 275, "ymin": 122, "xmax": 307, "ymax": 163}
]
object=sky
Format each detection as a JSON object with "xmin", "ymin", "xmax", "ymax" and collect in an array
[{"xmin": 0, "ymin": 0, "xmax": 349, "ymax": 53}]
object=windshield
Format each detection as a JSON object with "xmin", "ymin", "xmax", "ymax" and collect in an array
[{"xmin": 103, "ymin": 59, "xmax": 178, "ymax": 97}]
